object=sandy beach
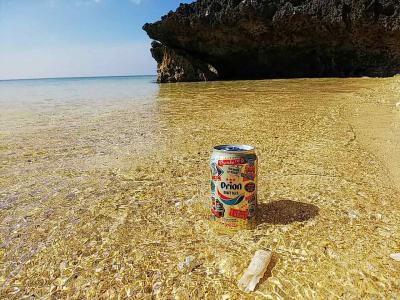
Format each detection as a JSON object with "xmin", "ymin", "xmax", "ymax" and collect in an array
[{"xmin": 1, "ymin": 76, "xmax": 399, "ymax": 298}]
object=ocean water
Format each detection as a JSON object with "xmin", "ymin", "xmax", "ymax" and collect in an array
[
  {"xmin": 0, "ymin": 76, "xmax": 160, "ymax": 140},
  {"xmin": 0, "ymin": 75, "xmax": 158, "ymax": 103},
  {"xmin": 0, "ymin": 76, "xmax": 158, "ymax": 120},
  {"xmin": 1, "ymin": 76, "xmax": 400, "ymax": 298}
]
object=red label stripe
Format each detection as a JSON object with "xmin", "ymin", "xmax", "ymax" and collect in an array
[
  {"xmin": 218, "ymin": 158, "xmax": 245, "ymax": 166},
  {"xmin": 229, "ymin": 208, "xmax": 248, "ymax": 220}
]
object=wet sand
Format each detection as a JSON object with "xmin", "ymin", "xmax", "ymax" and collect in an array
[{"xmin": 1, "ymin": 77, "xmax": 399, "ymax": 298}]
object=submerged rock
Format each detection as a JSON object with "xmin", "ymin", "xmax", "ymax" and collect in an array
[{"xmin": 143, "ymin": 0, "xmax": 400, "ymax": 82}]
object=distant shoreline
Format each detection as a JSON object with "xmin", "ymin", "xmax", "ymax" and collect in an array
[{"xmin": 0, "ymin": 74, "xmax": 157, "ymax": 82}]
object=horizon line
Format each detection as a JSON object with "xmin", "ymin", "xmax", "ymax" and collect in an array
[{"xmin": 0, "ymin": 74, "xmax": 157, "ymax": 82}]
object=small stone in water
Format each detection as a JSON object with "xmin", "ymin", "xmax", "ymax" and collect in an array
[
  {"xmin": 389, "ymin": 253, "xmax": 400, "ymax": 261},
  {"xmin": 152, "ymin": 282, "xmax": 161, "ymax": 295},
  {"xmin": 175, "ymin": 197, "xmax": 196, "ymax": 207},
  {"xmin": 347, "ymin": 210, "xmax": 359, "ymax": 220},
  {"xmin": 177, "ymin": 255, "xmax": 196, "ymax": 271},
  {"xmin": 238, "ymin": 250, "xmax": 272, "ymax": 293}
]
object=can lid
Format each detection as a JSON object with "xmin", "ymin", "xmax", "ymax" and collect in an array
[{"xmin": 213, "ymin": 144, "xmax": 255, "ymax": 153}]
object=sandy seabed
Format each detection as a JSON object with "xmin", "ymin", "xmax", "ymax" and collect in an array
[{"xmin": 1, "ymin": 77, "xmax": 400, "ymax": 299}]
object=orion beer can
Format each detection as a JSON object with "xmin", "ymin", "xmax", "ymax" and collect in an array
[{"xmin": 210, "ymin": 144, "xmax": 258, "ymax": 229}]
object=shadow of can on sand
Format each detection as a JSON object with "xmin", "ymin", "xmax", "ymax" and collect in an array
[
  {"xmin": 257, "ymin": 200, "xmax": 319, "ymax": 225},
  {"xmin": 254, "ymin": 200, "xmax": 319, "ymax": 285}
]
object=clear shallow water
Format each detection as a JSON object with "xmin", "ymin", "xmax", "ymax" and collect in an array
[
  {"xmin": 0, "ymin": 76, "xmax": 159, "ymax": 137},
  {"xmin": 0, "ymin": 76, "xmax": 399, "ymax": 298},
  {"xmin": 0, "ymin": 76, "xmax": 158, "ymax": 103}
]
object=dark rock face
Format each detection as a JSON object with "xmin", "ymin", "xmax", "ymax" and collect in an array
[{"xmin": 143, "ymin": 0, "xmax": 400, "ymax": 82}]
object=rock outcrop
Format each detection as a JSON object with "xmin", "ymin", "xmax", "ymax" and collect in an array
[
  {"xmin": 143, "ymin": 0, "xmax": 400, "ymax": 83},
  {"xmin": 150, "ymin": 41, "xmax": 218, "ymax": 82}
]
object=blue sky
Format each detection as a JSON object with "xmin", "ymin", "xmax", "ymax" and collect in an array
[{"xmin": 0, "ymin": 0, "xmax": 192, "ymax": 80}]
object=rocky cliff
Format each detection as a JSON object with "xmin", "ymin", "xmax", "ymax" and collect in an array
[{"xmin": 143, "ymin": 0, "xmax": 400, "ymax": 83}]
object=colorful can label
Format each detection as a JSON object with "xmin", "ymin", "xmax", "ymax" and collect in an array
[{"xmin": 210, "ymin": 144, "xmax": 257, "ymax": 229}]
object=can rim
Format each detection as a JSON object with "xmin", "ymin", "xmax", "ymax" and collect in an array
[{"xmin": 213, "ymin": 144, "xmax": 255, "ymax": 153}]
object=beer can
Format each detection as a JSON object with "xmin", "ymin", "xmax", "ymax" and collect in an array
[{"xmin": 210, "ymin": 144, "xmax": 258, "ymax": 229}]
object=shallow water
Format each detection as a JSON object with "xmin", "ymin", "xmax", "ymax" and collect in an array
[{"xmin": 0, "ymin": 76, "xmax": 399, "ymax": 298}]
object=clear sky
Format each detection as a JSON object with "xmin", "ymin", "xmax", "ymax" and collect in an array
[{"xmin": 0, "ymin": 0, "xmax": 192, "ymax": 80}]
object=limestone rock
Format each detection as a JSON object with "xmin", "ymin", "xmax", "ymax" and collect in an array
[
  {"xmin": 143, "ymin": 0, "xmax": 400, "ymax": 82},
  {"xmin": 150, "ymin": 41, "xmax": 218, "ymax": 83}
]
